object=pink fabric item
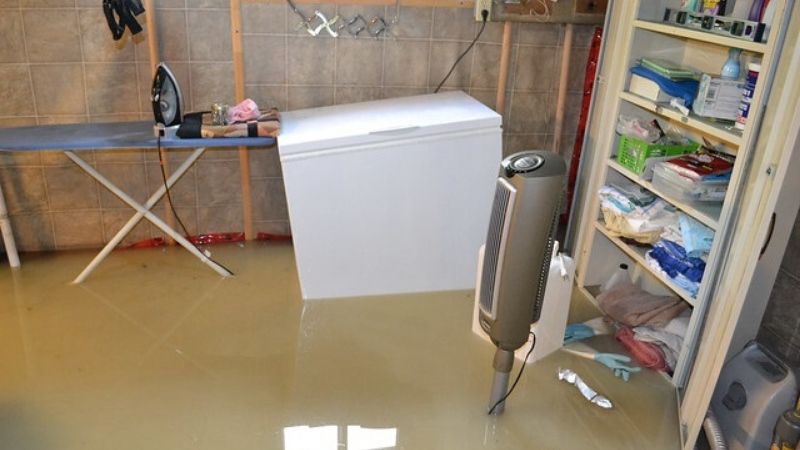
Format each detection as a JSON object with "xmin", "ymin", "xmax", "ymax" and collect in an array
[
  {"xmin": 226, "ymin": 98, "xmax": 261, "ymax": 124},
  {"xmin": 615, "ymin": 326, "xmax": 668, "ymax": 372}
]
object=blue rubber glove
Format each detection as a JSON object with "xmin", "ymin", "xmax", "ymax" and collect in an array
[
  {"xmin": 593, "ymin": 353, "xmax": 641, "ymax": 382},
  {"xmin": 564, "ymin": 323, "xmax": 595, "ymax": 344}
]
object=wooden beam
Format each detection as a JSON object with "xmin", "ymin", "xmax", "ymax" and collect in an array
[
  {"xmin": 495, "ymin": 21, "xmax": 512, "ymax": 116},
  {"xmin": 552, "ymin": 23, "xmax": 573, "ymax": 154},
  {"xmin": 230, "ymin": 0, "xmax": 256, "ymax": 241}
]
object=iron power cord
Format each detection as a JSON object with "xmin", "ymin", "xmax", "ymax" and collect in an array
[
  {"xmin": 434, "ymin": 9, "xmax": 488, "ymax": 93},
  {"xmin": 156, "ymin": 135, "xmax": 234, "ymax": 275},
  {"xmin": 487, "ymin": 331, "xmax": 536, "ymax": 415}
]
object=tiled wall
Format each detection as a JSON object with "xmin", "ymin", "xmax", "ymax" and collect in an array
[
  {"xmin": 758, "ymin": 214, "xmax": 800, "ymax": 366},
  {"xmin": 0, "ymin": 0, "xmax": 595, "ymax": 252}
]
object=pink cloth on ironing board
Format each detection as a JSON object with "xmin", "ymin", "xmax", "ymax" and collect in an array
[{"xmin": 226, "ymin": 98, "xmax": 261, "ymax": 124}]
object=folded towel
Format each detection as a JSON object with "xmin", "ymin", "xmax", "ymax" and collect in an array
[{"xmin": 597, "ymin": 282, "xmax": 689, "ymax": 328}]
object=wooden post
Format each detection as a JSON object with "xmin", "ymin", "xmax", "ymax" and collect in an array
[
  {"xmin": 143, "ymin": 0, "xmax": 178, "ymax": 243},
  {"xmin": 230, "ymin": 0, "xmax": 255, "ymax": 241},
  {"xmin": 495, "ymin": 21, "xmax": 513, "ymax": 115},
  {"xmin": 552, "ymin": 23, "xmax": 573, "ymax": 155}
]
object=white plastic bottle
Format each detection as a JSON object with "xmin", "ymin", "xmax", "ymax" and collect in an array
[{"xmin": 601, "ymin": 263, "xmax": 630, "ymax": 292}]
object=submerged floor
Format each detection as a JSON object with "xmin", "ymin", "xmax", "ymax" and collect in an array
[{"xmin": 0, "ymin": 243, "xmax": 680, "ymax": 449}]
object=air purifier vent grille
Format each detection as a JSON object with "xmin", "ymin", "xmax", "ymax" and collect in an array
[
  {"xmin": 531, "ymin": 207, "xmax": 559, "ymax": 323},
  {"xmin": 479, "ymin": 179, "xmax": 514, "ymax": 317}
]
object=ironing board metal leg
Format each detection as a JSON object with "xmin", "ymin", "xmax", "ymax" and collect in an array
[
  {"xmin": 69, "ymin": 148, "xmax": 206, "ymax": 284},
  {"xmin": 0, "ymin": 181, "xmax": 20, "ymax": 268},
  {"xmin": 65, "ymin": 149, "xmax": 232, "ymax": 283}
]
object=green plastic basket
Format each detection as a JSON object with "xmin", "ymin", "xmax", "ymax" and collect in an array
[{"xmin": 616, "ymin": 135, "xmax": 699, "ymax": 174}]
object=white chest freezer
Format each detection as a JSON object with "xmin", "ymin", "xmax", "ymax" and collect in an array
[{"xmin": 277, "ymin": 91, "xmax": 502, "ymax": 300}]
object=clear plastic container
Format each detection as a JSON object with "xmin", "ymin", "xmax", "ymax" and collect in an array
[{"xmin": 652, "ymin": 163, "xmax": 728, "ymax": 202}]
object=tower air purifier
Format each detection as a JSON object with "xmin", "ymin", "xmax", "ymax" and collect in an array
[{"xmin": 478, "ymin": 150, "xmax": 566, "ymax": 414}]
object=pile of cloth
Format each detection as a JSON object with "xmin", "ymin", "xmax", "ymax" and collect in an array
[
  {"xmin": 598, "ymin": 181, "xmax": 677, "ymax": 244},
  {"xmin": 646, "ymin": 213, "xmax": 713, "ymax": 297},
  {"xmin": 596, "ymin": 282, "xmax": 691, "ymax": 373}
]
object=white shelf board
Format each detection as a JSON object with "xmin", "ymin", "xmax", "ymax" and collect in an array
[
  {"xmin": 620, "ymin": 92, "xmax": 743, "ymax": 147},
  {"xmin": 634, "ymin": 19, "xmax": 768, "ymax": 54},
  {"xmin": 607, "ymin": 159, "xmax": 722, "ymax": 230},
  {"xmin": 594, "ymin": 221, "xmax": 697, "ymax": 306}
]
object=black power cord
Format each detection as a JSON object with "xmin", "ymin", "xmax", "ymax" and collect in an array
[
  {"xmin": 434, "ymin": 9, "xmax": 488, "ymax": 93},
  {"xmin": 156, "ymin": 135, "xmax": 234, "ymax": 275},
  {"xmin": 487, "ymin": 331, "xmax": 536, "ymax": 415}
]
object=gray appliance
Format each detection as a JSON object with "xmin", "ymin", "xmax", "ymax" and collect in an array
[
  {"xmin": 478, "ymin": 150, "xmax": 565, "ymax": 414},
  {"xmin": 711, "ymin": 341, "xmax": 798, "ymax": 449}
]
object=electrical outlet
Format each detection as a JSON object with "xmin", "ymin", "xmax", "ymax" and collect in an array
[{"xmin": 475, "ymin": 0, "xmax": 492, "ymax": 22}]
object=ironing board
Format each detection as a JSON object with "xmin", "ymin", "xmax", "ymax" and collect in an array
[{"xmin": 0, "ymin": 121, "xmax": 274, "ymax": 283}]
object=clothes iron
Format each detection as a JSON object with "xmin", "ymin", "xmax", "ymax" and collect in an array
[{"xmin": 151, "ymin": 63, "xmax": 184, "ymax": 139}]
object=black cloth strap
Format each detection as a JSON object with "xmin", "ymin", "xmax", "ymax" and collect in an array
[
  {"xmin": 103, "ymin": 0, "xmax": 146, "ymax": 41},
  {"xmin": 176, "ymin": 112, "xmax": 206, "ymax": 139},
  {"xmin": 247, "ymin": 121, "xmax": 258, "ymax": 137}
]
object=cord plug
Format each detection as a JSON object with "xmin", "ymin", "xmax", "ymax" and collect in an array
[{"xmin": 474, "ymin": 0, "xmax": 491, "ymax": 22}]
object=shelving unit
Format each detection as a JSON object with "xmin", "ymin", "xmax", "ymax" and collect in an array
[
  {"xmin": 607, "ymin": 158, "xmax": 722, "ymax": 229},
  {"xmin": 619, "ymin": 91, "xmax": 743, "ymax": 147},
  {"xmin": 571, "ymin": 0, "xmax": 791, "ymax": 398}
]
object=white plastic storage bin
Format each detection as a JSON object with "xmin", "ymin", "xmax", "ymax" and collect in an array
[
  {"xmin": 652, "ymin": 163, "xmax": 728, "ymax": 202},
  {"xmin": 277, "ymin": 92, "xmax": 503, "ymax": 300}
]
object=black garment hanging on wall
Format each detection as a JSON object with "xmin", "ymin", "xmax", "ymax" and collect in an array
[{"xmin": 103, "ymin": 0, "xmax": 145, "ymax": 41}]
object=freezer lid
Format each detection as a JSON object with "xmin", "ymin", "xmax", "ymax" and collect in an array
[{"xmin": 277, "ymin": 91, "xmax": 502, "ymax": 155}]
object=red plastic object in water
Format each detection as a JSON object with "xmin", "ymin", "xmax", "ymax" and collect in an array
[
  {"xmin": 256, "ymin": 232, "xmax": 292, "ymax": 242},
  {"xmin": 615, "ymin": 326, "xmax": 669, "ymax": 372},
  {"xmin": 126, "ymin": 231, "xmax": 246, "ymax": 249}
]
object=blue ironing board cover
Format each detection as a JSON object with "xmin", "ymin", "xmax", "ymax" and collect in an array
[{"xmin": 0, "ymin": 121, "xmax": 275, "ymax": 152}]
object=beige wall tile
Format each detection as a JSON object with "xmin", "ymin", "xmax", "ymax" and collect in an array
[
  {"xmin": 381, "ymin": 87, "xmax": 426, "ymax": 99},
  {"xmin": 470, "ymin": 43, "xmax": 501, "ymax": 89},
  {"xmin": 94, "ymin": 148, "xmax": 145, "ymax": 164},
  {"xmin": 429, "ymin": 41, "xmax": 472, "ymax": 89},
  {"xmin": 572, "ymin": 24, "xmax": 599, "ymax": 48},
  {"xmin": 517, "ymin": 23, "xmax": 562, "ymax": 46},
  {"xmin": 391, "ymin": 7, "xmax": 432, "ymax": 39},
  {"xmin": 242, "ymin": 3, "xmax": 286, "ymax": 34},
  {"xmin": 466, "ymin": 88, "xmax": 496, "ymax": 111},
  {"xmin": 79, "ymin": 8, "xmax": 136, "ymax": 63},
  {"xmin": 190, "ymin": 62, "xmax": 234, "ymax": 111},
  {"xmin": 508, "ymin": 92, "xmax": 552, "ymax": 134},
  {"xmin": 244, "ymin": 85, "xmax": 287, "ymax": 111},
  {"xmin": 335, "ymin": 38, "xmax": 382, "ymax": 86},
  {"xmin": 383, "ymin": 40, "xmax": 428, "ymax": 87},
  {"xmin": 243, "ymin": 35, "xmax": 286, "ymax": 84},
  {"xmin": 334, "ymin": 87, "xmax": 382, "ymax": 105},
  {"xmin": 85, "ymin": 63, "xmax": 139, "ymax": 115},
  {"xmin": 23, "ymin": 10, "xmax": 82, "ymax": 63},
  {"xmin": 287, "ymin": 86, "xmax": 333, "ymax": 110},
  {"xmin": 567, "ymin": 46, "xmax": 591, "ymax": 92},
  {"xmin": 145, "ymin": 162, "xmax": 197, "ymax": 208},
  {"xmin": 0, "ymin": 117, "xmax": 37, "ymax": 128},
  {"xmin": 30, "ymin": 64, "xmax": 86, "ymax": 115},
  {"xmin": 252, "ymin": 178, "xmax": 287, "ymax": 221},
  {"xmin": 95, "ymin": 163, "xmax": 148, "ymax": 209},
  {"xmin": 0, "ymin": 0, "xmax": 20, "ymax": 6},
  {"xmin": 155, "ymin": 9, "xmax": 189, "ymax": 61},
  {"xmin": 101, "ymin": 208, "xmax": 152, "ymax": 246},
  {"xmin": 0, "ymin": 167, "xmax": 48, "ymax": 213},
  {"xmin": 154, "ymin": 0, "xmax": 185, "ymax": 8},
  {"xmin": 52, "ymin": 210, "xmax": 104, "ymax": 249},
  {"xmin": 252, "ymin": 219, "xmax": 290, "ymax": 236},
  {"xmin": 21, "ymin": 0, "xmax": 72, "ymax": 6},
  {"xmin": 9, "ymin": 212, "xmax": 54, "ymax": 252},
  {"xmin": 478, "ymin": 19, "xmax": 506, "ymax": 44},
  {"xmin": 197, "ymin": 203, "xmax": 243, "ymax": 234},
  {"xmin": 503, "ymin": 133, "xmax": 551, "ymax": 157},
  {"xmin": 191, "ymin": 0, "xmax": 228, "ymax": 8},
  {"xmin": 195, "ymin": 160, "xmax": 242, "ymax": 206},
  {"xmin": 187, "ymin": 9, "xmax": 232, "ymax": 61},
  {"xmin": 248, "ymin": 147, "xmax": 281, "ymax": 178},
  {"xmin": 149, "ymin": 205, "xmax": 198, "ymax": 238},
  {"xmin": 0, "ymin": 12, "xmax": 26, "ymax": 63},
  {"xmin": 40, "ymin": 148, "xmax": 90, "ymax": 166},
  {"xmin": 0, "ymin": 151, "xmax": 41, "ymax": 167},
  {"xmin": 0, "ymin": 65, "xmax": 36, "ymax": 116},
  {"xmin": 44, "ymin": 165, "xmax": 100, "ymax": 210},
  {"xmin": 514, "ymin": 46, "xmax": 557, "ymax": 92},
  {"xmin": 287, "ymin": 38, "xmax": 334, "ymax": 85},
  {"xmin": 432, "ymin": 7, "xmax": 476, "ymax": 40}
]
